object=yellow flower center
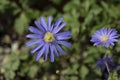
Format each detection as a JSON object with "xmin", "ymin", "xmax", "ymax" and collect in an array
[
  {"xmin": 101, "ymin": 35, "xmax": 108, "ymax": 42},
  {"xmin": 44, "ymin": 32, "xmax": 54, "ymax": 42}
]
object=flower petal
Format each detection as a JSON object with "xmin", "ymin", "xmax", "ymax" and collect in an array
[
  {"xmin": 29, "ymin": 26, "xmax": 42, "ymax": 34},
  {"xmin": 31, "ymin": 41, "xmax": 44, "ymax": 53},
  {"xmin": 50, "ymin": 45, "xmax": 54, "ymax": 62},
  {"xmin": 35, "ymin": 45, "xmax": 46, "ymax": 61},
  {"xmin": 55, "ymin": 31, "xmax": 71, "ymax": 40},
  {"xmin": 44, "ymin": 43, "xmax": 49, "ymax": 61},
  {"xmin": 55, "ymin": 17, "xmax": 63, "ymax": 27},
  {"xmin": 26, "ymin": 34, "xmax": 42, "ymax": 39},
  {"xmin": 57, "ymin": 41, "xmax": 71, "ymax": 48},
  {"xmin": 48, "ymin": 16, "xmax": 52, "ymax": 28},
  {"xmin": 34, "ymin": 20, "xmax": 45, "ymax": 31},
  {"xmin": 93, "ymin": 42, "xmax": 101, "ymax": 46},
  {"xmin": 26, "ymin": 40, "xmax": 40, "ymax": 47},
  {"xmin": 53, "ymin": 22, "xmax": 66, "ymax": 33},
  {"xmin": 56, "ymin": 44, "xmax": 66, "ymax": 55},
  {"xmin": 52, "ymin": 44, "xmax": 59, "ymax": 58},
  {"xmin": 40, "ymin": 17, "xmax": 48, "ymax": 31}
]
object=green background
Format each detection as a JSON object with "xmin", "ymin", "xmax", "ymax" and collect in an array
[{"xmin": 0, "ymin": 0, "xmax": 120, "ymax": 80}]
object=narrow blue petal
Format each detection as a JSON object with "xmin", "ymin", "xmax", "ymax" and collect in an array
[
  {"xmin": 57, "ymin": 41, "xmax": 71, "ymax": 48},
  {"xmin": 26, "ymin": 40, "xmax": 40, "ymax": 47},
  {"xmin": 90, "ymin": 37, "xmax": 100, "ymax": 42},
  {"xmin": 52, "ymin": 44, "xmax": 59, "ymax": 57},
  {"xmin": 35, "ymin": 46, "xmax": 46, "ymax": 61},
  {"xmin": 106, "ymin": 41, "xmax": 110, "ymax": 48},
  {"xmin": 56, "ymin": 44, "xmax": 66, "ymax": 55},
  {"xmin": 96, "ymin": 59, "xmax": 102, "ymax": 68},
  {"xmin": 110, "ymin": 41, "xmax": 114, "ymax": 46},
  {"xmin": 103, "ymin": 28, "xmax": 107, "ymax": 35},
  {"xmin": 40, "ymin": 17, "xmax": 48, "ymax": 31},
  {"xmin": 50, "ymin": 45, "xmax": 54, "ymax": 62},
  {"xmin": 110, "ymin": 35, "xmax": 119, "ymax": 39},
  {"xmin": 44, "ymin": 43, "xmax": 49, "ymax": 61},
  {"xmin": 109, "ymin": 32, "xmax": 117, "ymax": 37},
  {"xmin": 31, "ymin": 42, "xmax": 44, "ymax": 53},
  {"xmin": 53, "ymin": 22, "xmax": 66, "ymax": 33},
  {"xmin": 95, "ymin": 31, "xmax": 102, "ymax": 36},
  {"xmin": 29, "ymin": 26, "xmax": 42, "ymax": 34},
  {"xmin": 34, "ymin": 20, "xmax": 45, "ymax": 31},
  {"xmin": 48, "ymin": 16, "xmax": 52, "ymax": 27},
  {"xmin": 100, "ymin": 27, "xmax": 106, "ymax": 35},
  {"xmin": 93, "ymin": 42, "xmax": 101, "ymax": 46},
  {"xmin": 116, "ymin": 66, "xmax": 120, "ymax": 71},
  {"xmin": 107, "ymin": 28, "xmax": 114, "ymax": 35},
  {"xmin": 56, "ymin": 35, "xmax": 71, "ymax": 40},
  {"xmin": 26, "ymin": 34, "xmax": 42, "ymax": 39},
  {"xmin": 55, "ymin": 17, "xmax": 63, "ymax": 27},
  {"xmin": 111, "ymin": 39, "xmax": 118, "ymax": 42},
  {"xmin": 101, "ymin": 65, "xmax": 106, "ymax": 73},
  {"xmin": 56, "ymin": 31, "xmax": 71, "ymax": 40}
]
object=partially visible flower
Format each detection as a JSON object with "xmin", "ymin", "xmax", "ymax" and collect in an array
[
  {"xmin": 96, "ymin": 54, "xmax": 115, "ymax": 73},
  {"xmin": 26, "ymin": 16, "xmax": 71, "ymax": 62},
  {"xmin": 90, "ymin": 27, "xmax": 119, "ymax": 48},
  {"xmin": 116, "ymin": 65, "xmax": 120, "ymax": 74},
  {"xmin": 96, "ymin": 54, "xmax": 115, "ymax": 79}
]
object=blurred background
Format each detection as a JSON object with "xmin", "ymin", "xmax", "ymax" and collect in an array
[{"xmin": 0, "ymin": 0, "xmax": 120, "ymax": 80}]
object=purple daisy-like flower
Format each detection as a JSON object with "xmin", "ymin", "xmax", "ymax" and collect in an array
[
  {"xmin": 116, "ymin": 65, "xmax": 120, "ymax": 75},
  {"xmin": 26, "ymin": 16, "xmax": 71, "ymax": 62},
  {"xmin": 90, "ymin": 27, "xmax": 119, "ymax": 48},
  {"xmin": 96, "ymin": 54, "xmax": 115, "ymax": 73},
  {"xmin": 96, "ymin": 54, "xmax": 115, "ymax": 79}
]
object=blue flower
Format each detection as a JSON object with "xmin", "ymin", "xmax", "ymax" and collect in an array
[
  {"xmin": 96, "ymin": 54, "xmax": 115, "ymax": 79},
  {"xmin": 116, "ymin": 65, "xmax": 120, "ymax": 74},
  {"xmin": 90, "ymin": 27, "xmax": 119, "ymax": 48},
  {"xmin": 96, "ymin": 54, "xmax": 115, "ymax": 73},
  {"xmin": 26, "ymin": 16, "xmax": 71, "ymax": 62}
]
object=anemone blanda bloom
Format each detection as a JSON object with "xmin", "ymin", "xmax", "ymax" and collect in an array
[
  {"xmin": 96, "ymin": 54, "xmax": 115, "ymax": 73},
  {"xmin": 96, "ymin": 54, "xmax": 115, "ymax": 79},
  {"xmin": 26, "ymin": 16, "xmax": 71, "ymax": 62},
  {"xmin": 90, "ymin": 27, "xmax": 119, "ymax": 48}
]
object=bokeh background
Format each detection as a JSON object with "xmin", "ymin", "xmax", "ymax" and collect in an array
[{"xmin": 0, "ymin": 0, "xmax": 120, "ymax": 80}]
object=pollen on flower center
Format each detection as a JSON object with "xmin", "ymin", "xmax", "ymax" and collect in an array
[
  {"xmin": 101, "ymin": 35, "xmax": 108, "ymax": 42},
  {"xmin": 44, "ymin": 32, "xmax": 54, "ymax": 42}
]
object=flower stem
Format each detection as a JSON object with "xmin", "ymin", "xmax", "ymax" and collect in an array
[{"xmin": 105, "ymin": 62, "xmax": 110, "ymax": 74}]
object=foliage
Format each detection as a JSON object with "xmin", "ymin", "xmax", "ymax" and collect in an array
[{"xmin": 0, "ymin": 0, "xmax": 120, "ymax": 80}]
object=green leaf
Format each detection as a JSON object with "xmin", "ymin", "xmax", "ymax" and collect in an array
[
  {"xmin": 84, "ymin": 12, "xmax": 93, "ymax": 25},
  {"xmin": 80, "ymin": 65, "xmax": 89, "ymax": 79},
  {"xmin": 14, "ymin": 13, "xmax": 29, "ymax": 35},
  {"xmin": 70, "ymin": 76, "xmax": 78, "ymax": 80},
  {"xmin": 63, "ymin": 0, "xmax": 80, "ymax": 12},
  {"xmin": 11, "ymin": 58, "xmax": 20, "ymax": 71},
  {"xmin": 51, "ymin": 0, "xmax": 62, "ymax": 4},
  {"xmin": 19, "ymin": 52, "xmax": 29, "ymax": 60},
  {"xmin": 108, "ymin": 71, "xmax": 119, "ymax": 80},
  {"xmin": 3, "ymin": 54, "xmax": 20, "ymax": 71},
  {"xmin": 28, "ymin": 65, "xmax": 39, "ymax": 78},
  {"xmin": 4, "ymin": 70, "xmax": 15, "ymax": 79}
]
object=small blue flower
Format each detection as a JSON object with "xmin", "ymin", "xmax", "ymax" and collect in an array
[
  {"xmin": 96, "ymin": 54, "xmax": 115, "ymax": 73},
  {"xmin": 96, "ymin": 54, "xmax": 115, "ymax": 79},
  {"xmin": 26, "ymin": 16, "xmax": 71, "ymax": 62},
  {"xmin": 91, "ymin": 27, "xmax": 119, "ymax": 48},
  {"xmin": 116, "ymin": 65, "xmax": 120, "ymax": 74}
]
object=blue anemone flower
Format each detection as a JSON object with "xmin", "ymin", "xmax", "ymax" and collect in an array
[
  {"xmin": 96, "ymin": 54, "xmax": 115, "ymax": 79},
  {"xmin": 90, "ymin": 27, "xmax": 119, "ymax": 48},
  {"xmin": 116, "ymin": 65, "xmax": 120, "ymax": 74},
  {"xmin": 96, "ymin": 54, "xmax": 115, "ymax": 73},
  {"xmin": 26, "ymin": 16, "xmax": 71, "ymax": 62}
]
